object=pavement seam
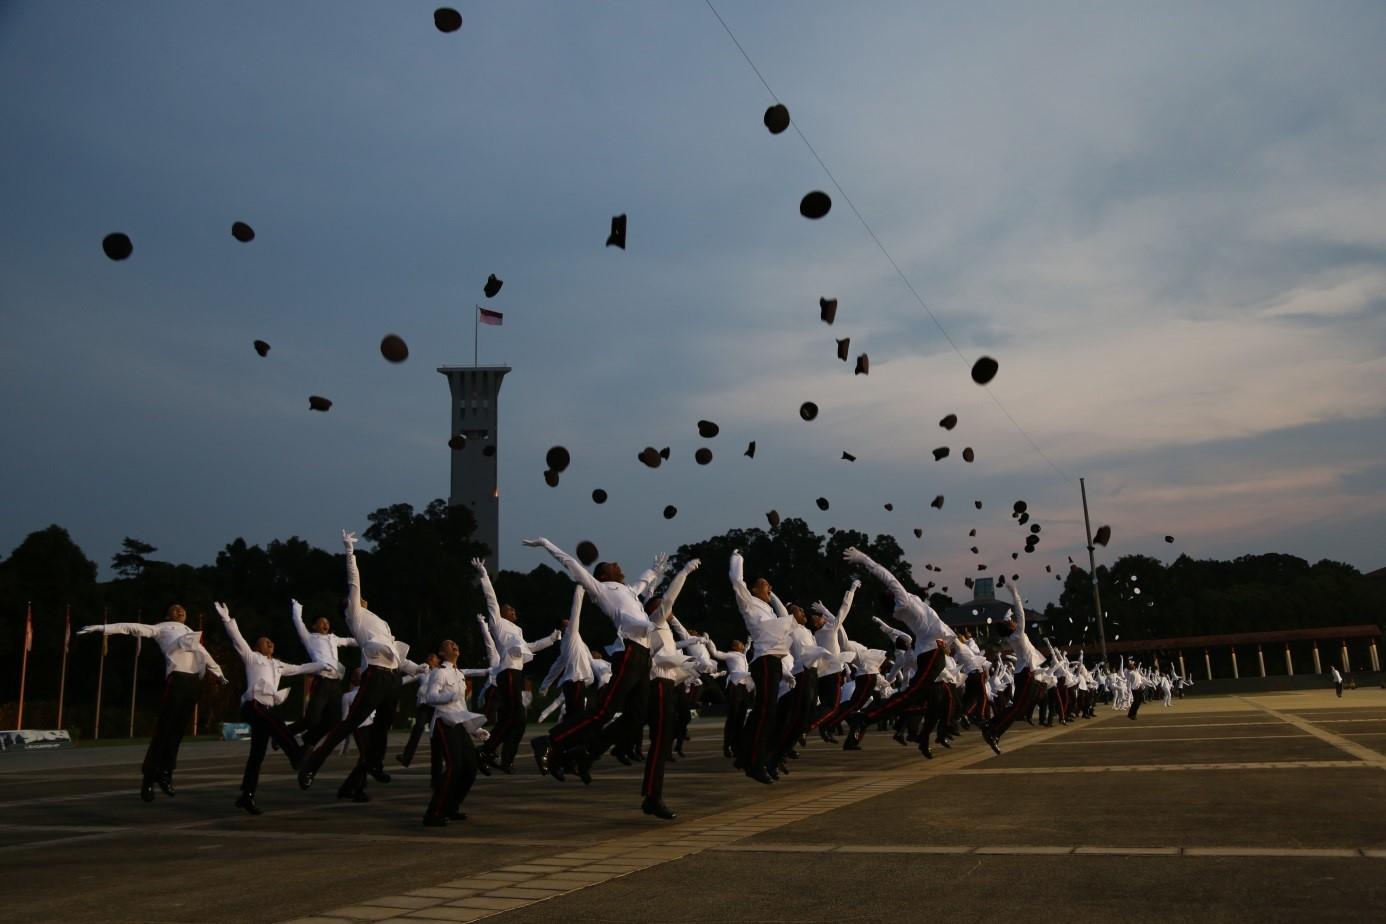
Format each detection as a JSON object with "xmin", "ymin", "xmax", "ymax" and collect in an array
[{"xmin": 1237, "ymin": 697, "xmax": 1386, "ymax": 769}]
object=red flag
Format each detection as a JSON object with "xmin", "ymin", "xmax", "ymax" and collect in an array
[
  {"xmin": 478, "ymin": 307, "xmax": 504, "ymax": 326},
  {"xmin": 24, "ymin": 608, "xmax": 33, "ymax": 653}
]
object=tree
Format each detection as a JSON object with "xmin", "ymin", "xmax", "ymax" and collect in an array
[{"xmin": 111, "ymin": 537, "xmax": 158, "ymax": 580}]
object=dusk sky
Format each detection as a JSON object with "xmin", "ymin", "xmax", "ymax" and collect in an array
[{"xmin": 3, "ymin": 1, "xmax": 1384, "ymax": 607}]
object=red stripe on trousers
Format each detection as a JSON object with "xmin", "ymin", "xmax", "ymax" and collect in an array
[{"xmin": 552, "ymin": 642, "xmax": 633, "ymax": 747}]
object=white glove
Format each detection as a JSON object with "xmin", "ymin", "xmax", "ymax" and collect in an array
[
  {"xmin": 685, "ymin": 558, "xmax": 701, "ymax": 572},
  {"xmin": 811, "ymin": 602, "xmax": 832, "ymax": 618},
  {"xmin": 76, "ymin": 625, "xmax": 102, "ymax": 636},
  {"xmin": 850, "ymin": 578, "xmax": 862, "ymax": 590},
  {"xmin": 471, "ymin": 557, "xmax": 487, "ymax": 574},
  {"xmin": 291, "ymin": 599, "xmax": 303, "ymax": 619},
  {"xmin": 521, "ymin": 537, "xmax": 545, "ymax": 547},
  {"xmin": 652, "ymin": 553, "xmax": 670, "ymax": 571},
  {"xmin": 213, "ymin": 602, "xmax": 230, "ymax": 620},
  {"xmin": 342, "ymin": 529, "xmax": 357, "ymax": 550}
]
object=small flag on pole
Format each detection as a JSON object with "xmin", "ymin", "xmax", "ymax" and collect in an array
[{"xmin": 478, "ymin": 307, "xmax": 504, "ymax": 326}]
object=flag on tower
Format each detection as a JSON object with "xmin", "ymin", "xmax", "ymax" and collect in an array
[{"xmin": 478, "ymin": 307, "xmax": 504, "ymax": 326}]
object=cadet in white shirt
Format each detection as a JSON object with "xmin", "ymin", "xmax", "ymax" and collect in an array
[
  {"xmin": 984, "ymin": 579, "xmax": 1047, "ymax": 753},
  {"xmin": 524, "ymin": 537, "xmax": 664, "ymax": 783},
  {"xmin": 288, "ymin": 599, "xmax": 357, "ymax": 747},
  {"xmin": 1331, "ymin": 666, "xmax": 1344, "ymax": 698},
  {"xmin": 537, "ymin": 586, "xmax": 596, "ymax": 734},
  {"xmin": 397, "ymin": 654, "xmax": 442, "ymax": 768},
  {"xmin": 422, "ymin": 639, "xmax": 492, "ymax": 827},
  {"xmin": 769, "ymin": 604, "xmax": 831, "ymax": 773},
  {"xmin": 78, "ymin": 604, "xmax": 227, "ymax": 802},
  {"xmin": 214, "ymin": 602, "xmax": 328, "ymax": 815},
  {"xmin": 809, "ymin": 578, "xmax": 860, "ymax": 735},
  {"xmin": 729, "ymin": 549, "xmax": 796, "ymax": 784},
  {"xmin": 639, "ymin": 558, "xmax": 701, "ymax": 819},
  {"xmin": 474, "ymin": 558, "xmax": 560, "ymax": 773},
  {"xmin": 706, "ymin": 637, "xmax": 753, "ymax": 759},
  {"xmin": 298, "ymin": 530, "xmax": 417, "ymax": 798}
]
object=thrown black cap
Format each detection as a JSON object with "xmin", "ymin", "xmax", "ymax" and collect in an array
[
  {"xmin": 1165, "ymin": 535, "xmax": 1175, "ymax": 543},
  {"xmin": 816, "ymin": 497, "xmax": 830, "ymax": 511},
  {"xmin": 102, "ymin": 233, "xmax": 133, "ymax": 261},
  {"xmin": 484, "ymin": 274, "xmax": 503, "ymax": 298},
  {"xmin": 764, "ymin": 103, "xmax": 790, "ymax": 134},
  {"xmin": 800, "ymin": 191, "xmax": 832, "ymax": 219},
  {"xmin": 380, "ymin": 334, "xmax": 409, "ymax": 363},
  {"xmin": 1045, "ymin": 565, "xmax": 1052, "ymax": 573},
  {"xmin": 800, "ymin": 401, "xmax": 818, "ymax": 421},
  {"xmin": 546, "ymin": 446, "xmax": 571, "ymax": 473},
  {"xmin": 576, "ymin": 540, "xmax": 599, "ymax": 566},
  {"xmin": 231, "ymin": 221, "xmax": 255, "ymax": 243},
  {"xmin": 1013, "ymin": 500, "xmax": 1027, "ymax": 514},
  {"xmin": 977, "ymin": 564, "xmax": 987, "ymax": 571},
  {"xmin": 964, "ymin": 577, "xmax": 974, "ymax": 589},
  {"xmin": 836, "ymin": 338, "xmax": 850, "ymax": 361},
  {"xmin": 968, "ymin": 528, "xmax": 976, "ymax": 536},
  {"xmin": 939, "ymin": 414, "xmax": 957, "ymax": 430},
  {"xmin": 543, "ymin": 470, "xmax": 560, "ymax": 488},
  {"xmin": 659, "ymin": 447, "xmax": 671, "ymax": 460},
  {"xmin": 663, "ymin": 505, "xmax": 678, "ymax": 519},
  {"xmin": 434, "ymin": 7, "xmax": 463, "ymax": 32},
  {"xmin": 931, "ymin": 495, "xmax": 945, "ymax": 509},
  {"xmin": 933, "ymin": 446, "xmax": 949, "ymax": 461},
  {"xmin": 971, "ymin": 356, "xmax": 999, "ymax": 385},
  {"xmin": 841, "ymin": 451, "xmax": 856, "ymax": 462},
  {"xmin": 854, "ymin": 354, "xmax": 869, "ymax": 376},
  {"xmin": 606, "ymin": 214, "xmax": 627, "ymax": 249},
  {"xmin": 638, "ymin": 447, "xmax": 662, "ymax": 468},
  {"xmin": 592, "ymin": 488, "xmax": 608, "ymax": 504},
  {"xmin": 1030, "ymin": 524, "xmax": 1040, "ymax": 534},
  {"xmin": 1093, "ymin": 525, "xmax": 1112, "ymax": 547},
  {"xmin": 1017, "ymin": 511, "xmax": 1030, "ymax": 525},
  {"xmin": 697, "ymin": 419, "xmax": 719, "ymax": 438},
  {"xmin": 884, "ymin": 503, "xmax": 893, "ymax": 511},
  {"xmin": 308, "ymin": 395, "xmax": 332, "ymax": 412},
  {"xmin": 448, "ymin": 434, "xmax": 466, "ymax": 451},
  {"xmin": 253, "ymin": 340, "xmax": 270, "ymax": 357},
  {"xmin": 970, "ymin": 546, "xmax": 979, "ymax": 554},
  {"xmin": 820, "ymin": 298, "xmax": 838, "ymax": 324},
  {"xmin": 913, "ymin": 528, "xmax": 922, "ymax": 538},
  {"xmin": 767, "ymin": 510, "xmax": 781, "ymax": 529},
  {"xmin": 962, "ymin": 447, "xmax": 975, "ymax": 463},
  {"xmin": 695, "ymin": 447, "xmax": 713, "ymax": 465},
  {"xmin": 745, "ymin": 441, "xmax": 756, "ymax": 458}
]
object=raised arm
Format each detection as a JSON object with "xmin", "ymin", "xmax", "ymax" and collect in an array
[
  {"xmin": 728, "ymin": 550, "xmax": 757, "ymax": 619},
  {"xmin": 290, "ymin": 599, "xmax": 312, "ymax": 650},
  {"xmin": 843, "ymin": 547, "xmax": 909, "ymax": 605},
  {"xmin": 656, "ymin": 559, "xmax": 701, "ymax": 622},
  {"xmin": 78, "ymin": 622, "xmax": 157, "ymax": 639},
  {"xmin": 279, "ymin": 660, "xmax": 329, "ymax": 679},
  {"xmin": 872, "ymin": 615, "xmax": 911, "ymax": 646},
  {"xmin": 342, "ymin": 530, "xmax": 362, "ymax": 617},
  {"xmin": 528, "ymin": 629, "xmax": 561, "ymax": 653},
  {"xmin": 472, "ymin": 558, "xmax": 503, "ymax": 632},
  {"xmin": 837, "ymin": 578, "xmax": 862, "ymax": 624},
  {"xmin": 769, "ymin": 592, "xmax": 791, "ymax": 620},
  {"xmin": 475, "ymin": 613, "xmax": 500, "ymax": 668},
  {"xmin": 630, "ymin": 553, "xmax": 671, "ymax": 599},
  {"xmin": 523, "ymin": 538, "xmax": 606, "ymax": 600},
  {"xmin": 214, "ymin": 602, "xmax": 253, "ymax": 662},
  {"xmin": 559, "ymin": 585, "xmax": 586, "ymax": 657}
]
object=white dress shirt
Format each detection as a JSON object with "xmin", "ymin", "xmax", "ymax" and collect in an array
[
  {"xmin": 424, "ymin": 661, "xmax": 490, "ymax": 736},
  {"xmin": 847, "ymin": 548, "xmax": 955, "ymax": 657},
  {"xmin": 532, "ymin": 538, "xmax": 657, "ymax": 647},
  {"xmin": 218, "ymin": 605, "xmax": 326, "ymax": 706},
  {"xmin": 291, "ymin": 600, "xmax": 356, "ymax": 681},
  {"xmin": 87, "ymin": 620, "xmax": 225, "ymax": 681},
  {"xmin": 344, "ymin": 540, "xmax": 405, "ymax": 669},
  {"xmin": 729, "ymin": 551, "xmax": 794, "ymax": 658},
  {"xmin": 539, "ymin": 586, "xmax": 596, "ymax": 694}
]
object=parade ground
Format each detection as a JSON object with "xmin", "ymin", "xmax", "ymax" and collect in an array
[{"xmin": 2, "ymin": 689, "xmax": 1384, "ymax": 923}]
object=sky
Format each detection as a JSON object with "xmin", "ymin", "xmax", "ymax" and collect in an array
[{"xmin": 2, "ymin": 1, "xmax": 1384, "ymax": 607}]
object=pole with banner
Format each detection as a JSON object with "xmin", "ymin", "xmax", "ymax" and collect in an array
[
  {"xmin": 476, "ymin": 304, "xmax": 503, "ymax": 366},
  {"xmin": 128, "ymin": 609, "xmax": 141, "ymax": 738},
  {"xmin": 17, "ymin": 602, "xmax": 34, "ymax": 730},
  {"xmin": 1080, "ymin": 477, "xmax": 1109, "ymax": 665},
  {"xmin": 57, "ymin": 604, "xmax": 71, "ymax": 730},
  {"xmin": 94, "ymin": 606, "xmax": 108, "ymax": 740}
]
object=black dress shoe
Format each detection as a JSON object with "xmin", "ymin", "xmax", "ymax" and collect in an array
[
  {"xmin": 530, "ymin": 738, "xmax": 550, "ymax": 776},
  {"xmin": 746, "ymin": 766, "xmax": 775, "ymax": 785},
  {"xmin": 575, "ymin": 751, "xmax": 593, "ymax": 786},
  {"xmin": 983, "ymin": 733, "xmax": 1002, "ymax": 756},
  {"xmin": 641, "ymin": 797, "xmax": 677, "ymax": 820},
  {"xmin": 422, "ymin": 814, "xmax": 447, "ymax": 827},
  {"xmin": 297, "ymin": 769, "xmax": 315, "ymax": 790},
  {"xmin": 338, "ymin": 787, "xmax": 370, "ymax": 803},
  {"xmin": 235, "ymin": 793, "xmax": 263, "ymax": 816},
  {"xmin": 140, "ymin": 779, "xmax": 156, "ymax": 803},
  {"xmin": 918, "ymin": 743, "xmax": 934, "ymax": 759},
  {"xmin": 936, "ymin": 737, "xmax": 951, "ymax": 749},
  {"xmin": 448, "ymin": 812, "xmax": 467, "ymax": 821},
  {"xmin": 723, "ymin": 746, "xmax": 734, "ymax": 759},
  {"xmin": 369, "ymin": 766, "xmax": 392, "ymax": 783},
  {"xmin": 158, "ymin": 773, "xmax": 176, "ymax": 797},
  {"xmin": 496, "ymin": 762, "xmax": 514, "ymax": 775},
  {"xmin": 613, "ymin": 750, "xmax": 633, "ymax": 766},
  {"xmin": 395, "ymin": 754, "xmax": 411, "ymax": 768}
]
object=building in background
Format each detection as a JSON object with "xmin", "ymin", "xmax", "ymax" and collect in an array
[{"xmin": 439, "ymin": 365, "xmax": 510, "ymax": 572}]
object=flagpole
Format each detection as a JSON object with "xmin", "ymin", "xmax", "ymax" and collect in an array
[
  {"xmin": 94, "ymin": 606, "xmax": 107, "ymax": 740},
  {"xmin": 129, "ymin": 608, "xmax": 141, "ymax": 739},
  {"xmin": 474, "ymin": 304, "xmax": 479, "ymax": 367},
  {"xmin": 17, "ymin": 602, "xmax": 32, "ymax": 730},
  {"xmin": 191, "ymin": 612, "xmax": 202, "ymax": 736},
  {"xmin": 57, "ymin": 604, "xmax": 71, "ymax": 730}
]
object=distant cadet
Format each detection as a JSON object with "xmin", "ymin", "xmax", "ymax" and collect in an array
[{"xmin": 1331, "ymin": 666, "xmax": 1344, "ymax": 698}]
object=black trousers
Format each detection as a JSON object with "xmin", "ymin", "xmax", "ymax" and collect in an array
[
  {"xmin": 812, "ymin": 671, "xmax": 846, "ymax": 728},
  {"xmin": 483, "ymin": 668, "xmax": 528, "ymax": 768},
  {"xmin": 426, "ymin": 721, "xmax": 478, "ymax": 819},
  {"xmin": 296, "ymin": 675, "xmax": 344, "ymax": 747},
  {"xmin": 1128, "ymin": 688, "xmax": 1145, "ymax": 719},
  {"xmin": 551, "ymin": 641, "xmax": 650, "ymax": 760},
  {"xmin": 770, "ymin": 668, "xmax": 817, "ymax": 762},
  {"xmin": 304, "ymin": 666, "xmax": 401, "ymax": 787},
  {"xmin": 990, "ymin": 669, "xmax": 1042, "ymax": 739},
  {"xmin": 961, "ymin": 672, "xmax": 987, "ymax": 719},
  {"xmin": 723, "ymin": 683, "xmax": 749, "ymax": 754},
  {"xmin": 860, "ymin": 649, "xmax": 945, "ymax": 727},
  {"xmin": 673, "ymin": 684, "xmax": 695, "ymax": 747},
  {"xmin": 399, "ymin": 703, "xmax": 435, "ymax": 767},
  {"xmin": 1335, "ymin": 681, "xmax": 1344, "ymax": 698},
  {"xmin": 740, "ymin": 655, "xmax": 784, "ymax": 770},
  {"xmin": 814, "ymin": 672, "xmax": 875, "ymax": 730},
  {"xmin": 142, "ymin": 671, "xmax": 201, "ymax": 782},
  {"xmin": 642, "ymin": 678, "xmax": 677, "ymax": 800},
  {"xmin": 240, "ymin": 699, "xmax": 302, "ymax": 795}
]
